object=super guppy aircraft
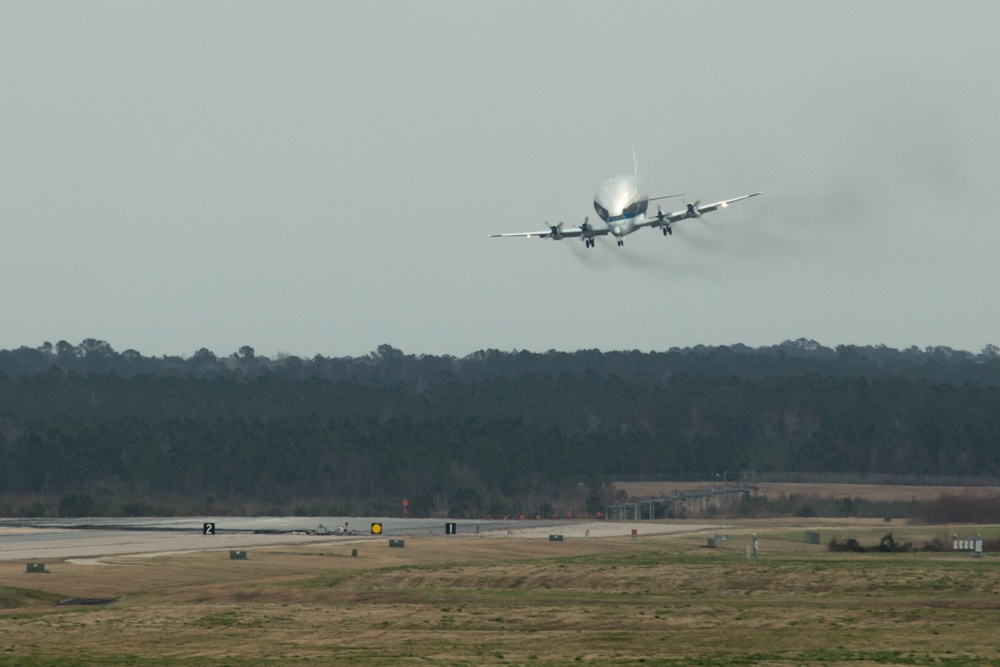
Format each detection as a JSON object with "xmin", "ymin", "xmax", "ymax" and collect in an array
[{"xmin": 490, "ymin": 158, "xmax": 761, "ymax": 248}]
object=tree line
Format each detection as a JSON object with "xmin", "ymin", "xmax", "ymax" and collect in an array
[
  {"xmin": 3, "ymin": 339, "xmax": 1000, "ymax": 386},
  {"xmin": 0, "ymin": 339, "xmax": 998, "ymax": 517}
]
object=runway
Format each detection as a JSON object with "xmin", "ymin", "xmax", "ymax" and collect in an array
[{"xmin": 0, "ymin": 517, "xmax": 716, "ymax": 562}]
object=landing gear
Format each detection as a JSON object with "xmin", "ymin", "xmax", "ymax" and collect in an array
[
  {"xmin": 584, "ymin": 238, "xmax": 595, "ymax": 248},
  {"xmin": 662, "ymin": 227, "xmax": 672, "ymax": 236},
  {"xmin": 616, "ymin": 238, "xmax": 624, "ymax": 247}
]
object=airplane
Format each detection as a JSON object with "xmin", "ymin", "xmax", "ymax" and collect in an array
[{"xmin": 490, "ymin": 156, "xmax": 762, "ymax": 248}]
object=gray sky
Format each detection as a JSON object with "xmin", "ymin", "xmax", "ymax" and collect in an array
[{"xmin": 3, "ymin": 1, "xmax": 998, "ymax": 358}]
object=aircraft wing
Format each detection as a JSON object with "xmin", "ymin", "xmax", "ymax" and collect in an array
[
  {"xmin": 490, "ymin": 222, "xmax": 608, "ymax": 240},
  {"xmin": 651, "ymin": 191, "xmax": 763, "ymax": 226},
  {"xmin": 693, "ymin": 191, "xmax": 763, "ymax": 215}
]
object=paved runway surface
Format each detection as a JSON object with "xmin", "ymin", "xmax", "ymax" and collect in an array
[{"xmin": 0, "ymin": 517, "xmax": 716, "ymax": 562}]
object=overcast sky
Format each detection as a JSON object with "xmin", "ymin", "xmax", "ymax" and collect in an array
[{"xmin": 2, "ymin": 1, "xmax": 998, "ymax": 358}]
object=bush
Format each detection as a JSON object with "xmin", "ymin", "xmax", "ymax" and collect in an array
[
  {"xmin": 828, "ymin": 532, "xmax": 910, "ymax": 553},
  {"xmin": 920, "ymin": 535, "xmax": 952, "ymax": 552},
  {"xmin": 828, "ymin": 537, "xmax": 865, "ymax": 552},
  {"xmin": 874, "ymin": 532, "xmax": 911, "ymax": 552}
]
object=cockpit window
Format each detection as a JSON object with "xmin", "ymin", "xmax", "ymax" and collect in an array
[
  {"xmin": 593, "ymin": 202, "xmax": 609, "ymax": 221},
  {"xmin": 622, "ymin": 201, "xmax": 648, "ymax": 218}
]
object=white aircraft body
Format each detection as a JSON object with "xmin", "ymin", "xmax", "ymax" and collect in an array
[{"xmin": 491, "ymin": 163, "xmax": 761, "ymax": 248}]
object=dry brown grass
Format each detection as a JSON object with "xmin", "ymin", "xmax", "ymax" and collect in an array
[
  {"xmin": 2, "ymin": 523, "xmax": 1000, "ymax": 666},
  {"xmin": 619, "ymin": 480, "xmax": 1000, "ymax": 502}
]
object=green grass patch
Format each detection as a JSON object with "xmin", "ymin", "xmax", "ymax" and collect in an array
[{"xmin": 0, "ymin": 587, "xmax": 65, "ymax": 609}]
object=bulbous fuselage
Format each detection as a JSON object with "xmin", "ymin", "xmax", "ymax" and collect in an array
[{"xmin": 593, "ymin": 175, "xmax": 649, "ymax": 237}]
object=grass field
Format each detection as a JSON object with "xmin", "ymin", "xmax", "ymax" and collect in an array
[{"xmin": 1, "ymin": 519, "xmax": 999, "ymax": 666}]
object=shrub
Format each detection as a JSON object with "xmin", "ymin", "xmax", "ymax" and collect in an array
[
  {"xmin": 828, "ymin": 537, "xmax": 865, "ymax": 552},
  {"xmin": 828, "ymin": 532, "xmax": 911, "ymax": 553}
]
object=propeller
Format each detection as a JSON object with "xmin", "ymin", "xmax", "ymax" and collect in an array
[
  {"xmin": 684, "ymin": 200, "xmax": 702, "ymax": 219},
  {"xmin": 547, "ymin": 221, "xmax": 564, "ymax": 239},
  {"xmin": 656, "ymin": 205, "xmax": 672, "ymax": 236},
  {"xmin": 579, "ymin": 216, "xmax": 598, "ymax": 247}
]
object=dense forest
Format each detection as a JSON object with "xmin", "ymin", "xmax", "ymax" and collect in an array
[{"xmin": 1, "ymin": 339, "xmax": 999, "ymax": 518}]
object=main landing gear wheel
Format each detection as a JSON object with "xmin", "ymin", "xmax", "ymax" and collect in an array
[
  {"xmin": 662, "ymin": 227, "xmax": 672, "ymax": 236},
  {"xmin": 584, "ymin": 238, "xmax": 595, "ymax": 248},
  {"xmin": 617, "ymin": 238, "xmax": 624, "ymax": 247}
]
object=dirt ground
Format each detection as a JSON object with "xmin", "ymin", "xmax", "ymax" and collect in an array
[{"xmin": 616, "ymin": 480, "xmax": 1000, "ymax": 501}]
